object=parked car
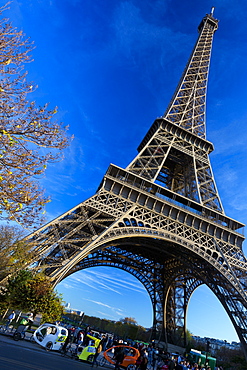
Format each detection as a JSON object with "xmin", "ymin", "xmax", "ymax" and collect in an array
[
  {"xmin": 77, "ymin": 334, "xmax": 101, "ymax": 362},
  {"xmin": 100, "ymin": 345, "xmax": 140, "ymax": 369},
  {"xmin": 33, "ymin": 323, "xmax": 68, "ymax": 351}
]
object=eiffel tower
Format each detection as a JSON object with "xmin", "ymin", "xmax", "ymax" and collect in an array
[{"xmin": 9, "ymin": 9, "xmax": 247, "ymax": 356}]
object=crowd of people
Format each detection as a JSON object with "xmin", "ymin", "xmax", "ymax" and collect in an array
[
  {"xmin": 112, "ymin": 340, "xmax": 223, "ymax": 370},
  {"xmin": 58, "ymin": 324, "xmax": 223, "ymax": 370}
]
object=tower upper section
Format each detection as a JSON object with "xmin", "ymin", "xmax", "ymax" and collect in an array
[
  {"xmin": 126, "ymin": 11, "xmax": 224, "ymax": 213},
  {"xmin": 163, "ymin": 11, "xmax": 218, "ymax": 138}
]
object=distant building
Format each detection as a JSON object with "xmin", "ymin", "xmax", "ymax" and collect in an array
[
  {"xmin": 192, "ymin": 335, "xmax": 241, "ymax": 355},
  {"xmin": 64, "ymin": 302, "xmax": 84, "ymax": 317}
]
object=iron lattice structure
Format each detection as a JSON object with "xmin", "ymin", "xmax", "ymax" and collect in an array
[{"xmin": 6, "ymin": 11, "xmax": 247, "ymax": 355}]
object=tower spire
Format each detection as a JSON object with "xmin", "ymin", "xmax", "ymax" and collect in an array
[
  {"xmin": 163, "ymin": 11, "xmax": 218, "ymax": 137},
  {"xmin": 126, "ymin": 12, "xmax": 223, "ymax": 213}
]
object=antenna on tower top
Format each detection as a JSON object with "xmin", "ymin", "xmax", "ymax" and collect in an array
[{"xmin": 210, "ymin": 6, "xmax": 215, "ymax": 16}]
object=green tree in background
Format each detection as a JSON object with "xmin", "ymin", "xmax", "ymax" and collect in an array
[
  {"xmin": 0, "ymin": 225, "xmax": 34, "ymax": 282},
  {"xmin": 216, "ymin": 346, "xmax": 247, "ymax": 370},
  {"xmin": 0, "ymin": 3, "xmax": 71, "ymax": 227},
  {"xmin": 120, "ymin": 317, "xmax": 137, "ymax": 325},
  {"xmin": 0, "ymin": 270, "xmax": 64, "ymax": 322}
]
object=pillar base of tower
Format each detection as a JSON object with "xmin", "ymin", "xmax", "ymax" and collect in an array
[{"xmin": 151, "ymin": 339, "xmax": 185, "ymax": 356}]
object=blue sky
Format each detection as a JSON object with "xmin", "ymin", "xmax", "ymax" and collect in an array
[{"xmin": 3, "ymin": 0, "xmax": 247, "ymax": 343}]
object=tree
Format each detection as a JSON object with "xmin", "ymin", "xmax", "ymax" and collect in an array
[
  {"xmin": 0, "ymin": 270, "xmax": 64, "ymax": 322},
  {"xmin": 0, "ymin": 225, "xmax": 34, "ymax": 282},
  {"xmin": 216, "ymin": 346, "xmax": 247, "ymax": 370},
  {"xmin": 120, "ymin": 317, "xmax": 137, "ymax": 325},
  {"xmin": 0, "ymin": 3, "xmax": 71, "ymax": 227}
]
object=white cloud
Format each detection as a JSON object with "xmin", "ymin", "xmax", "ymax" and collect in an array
[
  {"xmin": 85, "ymin": 300, "xmax": 114, "ymax": 309},
  {"xmin": 87, "ymin": 269, "xmax": 146, "ymax": 294},
  {"xmin": 69, "ymin": 269, "xmax": 127, "ymax": 295},
  {"xmin": 82, "ymin": 298, "xmax": 125, "ymax": 318},
  {"xmin": 60, "ymin": 282, "xmax": 73, "ymax": 289},
  {"xmin": 97, "ymin": 311, "xmax": 118, "ymax": 319},
  {"xmin": 83, "ymin": 298, "xmax": 120, "ymax": 311}
]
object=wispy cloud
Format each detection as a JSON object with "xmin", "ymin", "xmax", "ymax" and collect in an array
[
  {"xmin": 70, "ymin": 273, "xmax": 122, "ymax": 294},
  {"xmin": 83, "ymin": 298, "xmax": 124, "ymax": 314},
  {"xmin": 61, "ymin": 283, "xmax": 74, "ymax": 289},
  {"xmin": 209, "ymin": 117, "xmax": 247, "ymax": 157},
  {"xmin": 84, "ymin": 299, "xmax": 114, "ymax": 309},
  {"xmin": 97, "ymin": 311, "xmax": 118, "ymax": 319},
  {"xmin": 82, "ymin": 298, "xmax": 125, "ymax": 318},
  {"xmin": 67, "ymin": 268, "xmax": 146, "ymax": 296}
]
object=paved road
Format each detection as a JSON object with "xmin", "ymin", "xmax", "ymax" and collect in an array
[
  {"xmin": 0, "ymin": 332, "xmax": 109, "ymax": 370},
  {"xmin": 0, "ymin": 343, "xmax": 80, "ymax": 370}
]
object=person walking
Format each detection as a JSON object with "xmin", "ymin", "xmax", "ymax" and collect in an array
[
  {"xmin": 77, "ymin": 330, "xmax": 84, "ymax": 346},
  {"xmin": 5, "ymin": 311, "xmax": 15, "ymax": 331},
  {"xmin": 27, "ymin": 313, "xmax": 33, "ymax": 329},
  {"xmin": 61, "ymin": 327, "xmax": 73, "ymax": 353},
  {"xmin": 140, "ymin": 354, "xmax": 148, "ymax": 370},
  {"xmin": 91, "ymin": 338, "xmax": 103, "ymax": 367},
  {"xmin": 114, "ymin": 346, "xmax": 125, "ymax": 370},
  {"xmin": 101, "ymin": 335, "xmax": 107, "ymax": 351}
]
